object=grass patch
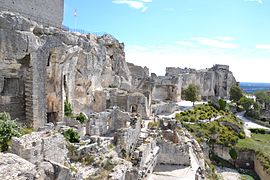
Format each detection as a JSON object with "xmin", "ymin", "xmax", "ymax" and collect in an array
[
  {"xmin": 176, "ymin": 104, "xmax": 223, "ymax": 123},
  {"xmin": 183, "ymin": 114, "xmax": 244, "ymax": 146}
]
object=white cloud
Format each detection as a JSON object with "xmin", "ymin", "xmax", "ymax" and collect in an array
[
  {"xmin": 256, "ymin": 44, "xmax": 270, "ymax": 50},
  {"xmin": 112, "ymin": 0, "xmax": 152, "ymax": 12},
  {"xmin": 245, "ymin": 0, "xmax": 263, "ymax": 4},
  {"xmin": 125, "ymin": 44, "xmax": 270, "ymax": 83},
  {"xmin": 215, "ymin": 36, "xmax": 234, "ymax": 41},
  {"xmin": 140, "ymin": 0, "xmax": 152, "ymax": 2},
  {"xmin": 192, "ymin": 37, "xmax": 239, "ymax": 49},
  {"xmin": 112, "ymin": 0, "xmax": 144, "ymax": 9},
  {"xmin": 175, "ymin": 41, "xmax": 194, "ymax": 47}
]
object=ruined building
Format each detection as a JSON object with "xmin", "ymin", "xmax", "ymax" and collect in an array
[{"xmin": 0, "ymin": 7, "xmax": 236, "ymax": 129}]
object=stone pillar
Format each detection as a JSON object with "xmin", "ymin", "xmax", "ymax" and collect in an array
[{"xmin": 30, "ymin": 51, "xmax": 48, "ymax": 129}]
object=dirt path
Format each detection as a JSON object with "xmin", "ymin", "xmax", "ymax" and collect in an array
[{"xmin": 236, "ymin": 112, "xmax": 270, "ymax": 137}]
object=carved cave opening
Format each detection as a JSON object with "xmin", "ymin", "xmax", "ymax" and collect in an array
[{"xmin": 130, "ymin": 104, "xmax": 138, "ymax": 113}]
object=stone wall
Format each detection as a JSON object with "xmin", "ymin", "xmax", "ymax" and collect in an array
[
  {"xmin": 114, "ymin": 115, "xmax": 141, "ymax": 155},
  {"xmin": 86, "ymin": 107, "xmax": 130, "ymax": 136},
  {"xmin": 11, "ymin": 131, "xmax": 68, "ymax": 165},
  {"xmin": 157, "ymin": 139, "xmax": 190, "ymax": 166},
  {"xmin": 254, "ymin": 155, "xmax": 270, "ymax": 180},
  {"xmin": 133, "ymin": 136, "xmax": 160, "ymax": 179},
  {"xmin": 0, "ymin": 0, "xmax": 64, "ymax": 27},
  {"xmin": 152, "ymin": 101, "xmax": 179, "ymax": 115},
  {"xmin": 213, "ymin": 145, "xmax": 231, "ymax": 161}
]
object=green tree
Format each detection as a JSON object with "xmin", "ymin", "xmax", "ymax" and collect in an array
[
  {"xmin": 218, "ymin": 99, "xmax": 227, "ymax": 111},
  {"xmin": 239, "ymin": 96, "xmax": 254, "ymax": 112},
  {"xmin": 255, "ymin": 91, "xmax": 270, "ymax": 109},
  {"xmin": 182, "ymin": 84, "xmax": 199, "ymax": 106},
  {"xmin": 63, "ymin": 128, "xmax": 80, "ymax": 143},
  {"xmin": 230, "ymin": 85, "xmax": 243, "ymax": 102},
  {"xmin": 0, "ymin": 112, "xmax": 22, "ymax": 151}
]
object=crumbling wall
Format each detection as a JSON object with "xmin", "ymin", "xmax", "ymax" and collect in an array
[
  {"xmin": 11, "ymin": 131, "xmax": 68, "ymax": 165},
  {"xmin": 254, "ymin": 155, "xmax": 270, "ymax": 180},
  {"xmin": 115, "ymin": 115, "xmax": 141, "ymax": 155},
  {"xmin": 133, "ymin": 137, "xmax": 160, "ymax": 179},
  {"xmin": 157, "ymin": 139, "xmax": 190, "ymax": 166}
]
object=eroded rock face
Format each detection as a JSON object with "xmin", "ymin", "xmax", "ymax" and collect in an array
[
  {"xmin": 166, "ymin": 65, "xmax": 237, "ymax": 100},
  {"xmin": 0, "ymin": 153, "xmax": 37, "ymax": 180},
  {"xmin": 0, "ymin": 11, "xmax": 132, "ymax": 128}
]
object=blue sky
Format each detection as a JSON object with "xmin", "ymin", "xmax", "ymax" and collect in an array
[{"xmin": 64, "ymin": 0, "xmax": 270, "ymax": 83}]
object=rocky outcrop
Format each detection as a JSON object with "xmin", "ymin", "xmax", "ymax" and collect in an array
[
  {"xmin": 166, "ymin": 64, "xmax": 236, "ymax": 100},
  {"xmin": 0, "ymin": 153, "xmax": 37, "ymax": 180},
  {"xmin": 0, "ymin": 11, "xmax": 131, "ymax": 128}
]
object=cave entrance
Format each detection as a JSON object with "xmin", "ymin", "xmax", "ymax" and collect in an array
[
  {"xmin": 130, "ymin": 104, "xmax": 138, "ymax": 113},
  {"xmin": 47, "ymin": 112, "xmax": 58, "ymax": 124}
]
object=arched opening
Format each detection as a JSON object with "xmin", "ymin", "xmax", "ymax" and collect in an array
[{"xmin": 130, "ymin": 104, "xmax": 138, "ymax": 113}]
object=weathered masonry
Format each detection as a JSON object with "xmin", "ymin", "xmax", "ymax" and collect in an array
[{"xmin": 0, "ymin": 0, "xmax": 64, "ymax": 27}]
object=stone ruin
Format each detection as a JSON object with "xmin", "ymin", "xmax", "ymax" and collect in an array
[
  {"xmin": 0, "ymin": 10, "xmax": 236, "ymax": 129},
  {"xmin": 0, "ymin": 5, "xmax": 236, "ymax": 179}
]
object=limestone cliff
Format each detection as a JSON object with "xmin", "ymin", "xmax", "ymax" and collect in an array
[
  {"xmin": 0, "ymin": 11, "xmax": 131, "ymax": 128},
  {"xmin": 150, "ymin": 65, "xmax": 236, "ymax": 101},
  {"xmin": 166, "ymin": 65, "xmax": 237, "ymax": 99}
]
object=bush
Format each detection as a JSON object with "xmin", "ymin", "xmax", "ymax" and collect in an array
[
  {"xmin": 148, "ymin": 121, "xmax": 160, "ymax": 129},
  {"xmin": 76, "ymin": 112, "xmax": 87, "ymax": 124},
  {"xmin": 249, "ymin": 128, "xmax": 266, "ymax": 134},
  {"xmin": 63, "ymin": 128, "xmax": 80, "ymax": 143},
  {"xmin": 219, "ymin": 99, "xmax": 227, "ymax": 111},
  {"xmin": 238, "ymin": 132, "xmax": 246, "ymax": 139},
  {"xmin": 0, "ymin": 112, "xmax": 22, "ymax": 152},
  {"xmin": 64, "ymin": 100, "xmax": 73, "ymax": 117},
  {"xmin": 190, "ymin": 116, "xmax": 196, "ymax": 122}
]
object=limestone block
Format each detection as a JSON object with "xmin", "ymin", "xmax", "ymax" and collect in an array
[
  {"xmin": 11, "ymin": 131, "xmax": 68, "ymax": 165},
  {"xmin": 0, "ymin": 153, "xmax": 37, "ymax": 180}
]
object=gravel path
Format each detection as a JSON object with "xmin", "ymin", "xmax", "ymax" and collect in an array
[
  {"xmin": 236, "ymin": 112, "xmax": 270, "ymax": 137},
  {"xmin": 216, "ymin": 167, "xmax": 241, "ymax": 180}
]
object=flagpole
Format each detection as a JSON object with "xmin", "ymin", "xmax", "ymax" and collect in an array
[{"xmin": 74, "ymin": 9, "xmax": 77, "ymax": 30}]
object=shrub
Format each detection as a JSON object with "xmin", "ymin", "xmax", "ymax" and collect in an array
[
  {"xmin": 229, "ymin": 148, "xmax": 238, "ymax": 160},
  {"xmin": 0, "ymin": 112, "xmax": 22, "ymax": 152},
  {"xmin": 250, "ymin": 128, "xmax": 266, "ymax": 134},
  {"xmin": 148, "ymin": 121, "xmax": 160, "ymax": 129},
  {"xmin": 63, "ymin": 128, "xmax": 80, "ymax": 143},
  {"xmin": 219, "ymin": 99, "xmax": 227, "ymax": 111},
  {"xmin": 64, "ymin": 100, "xmax": 73, "ymax": 117},
  {"xmin": 190, "ymin": 116, "xmax": 196, "ymax": 122},
  {"xmin": 238, "ymin": 132, "xmax": 246, "ymax": 139},
  {"xmin": 182, "ymin": 116, "xmax": 190, "ymax": 122},
  {"xmin": 76, "ymin": 112, "xmax": 87, "ymax": 124},
  {"xmin": 175, "ymin": 113, "xmax": 181, "ymax": 119}
]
